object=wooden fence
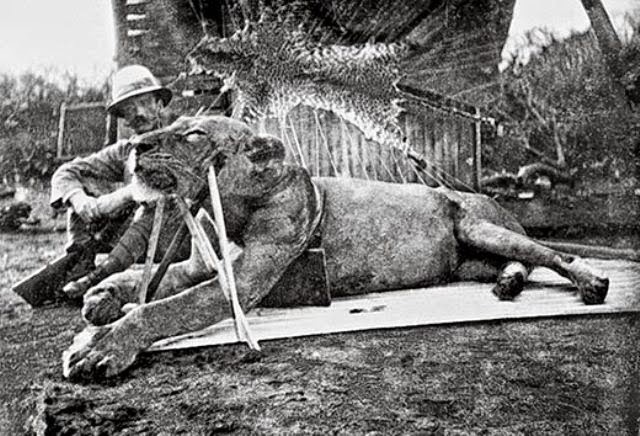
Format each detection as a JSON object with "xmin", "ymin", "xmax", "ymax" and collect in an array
[
  {"xmin": 254, "ymin": 104, "xmax": 478, "ymax": 189},
  {"xmin": 56, "ymin": 102, "xmax": 114, "ymax": 160}
]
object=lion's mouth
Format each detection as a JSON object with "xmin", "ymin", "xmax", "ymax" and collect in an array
[
  {"xmin": 135, "ymin": 164, "xmax": 178, "ymax": 192},
  {"xmin": 131, "ymin": 150, "xmax": 205, "ymax": 200},
  {"xmin": 133, "ymin": 153, "xmax": 180, "ymax": 195}
]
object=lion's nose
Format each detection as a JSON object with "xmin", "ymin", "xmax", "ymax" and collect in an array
[
  {"xmin": 136, "ymin": 142, "xmax": 155, "ymax": 154},
  {"xmin": 130, "ymin": 138, "xmax": 156, "ymax": 154}
]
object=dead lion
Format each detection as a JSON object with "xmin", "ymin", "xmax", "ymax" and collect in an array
[{"xmin": 63, "ymin": 115, "xmax": 609, "ymax": 379}]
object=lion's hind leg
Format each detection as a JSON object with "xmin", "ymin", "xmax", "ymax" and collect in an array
[
  {"xmin": 453, "ymin": 257, "xmax": 530, "ymax": 300},
  {"xmin": 455, "ymin": 217, "xmax": 609, "ymax": 304},
  {"xmin": 492, "ymin": 261, "xmax": 530, "ymax": 301},
  {"xmin": 452, "ymin": 257, "xmax": 501, "ymax": 283}
]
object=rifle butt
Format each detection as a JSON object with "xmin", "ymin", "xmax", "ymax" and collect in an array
[{"xmin": 12, "ymin": 254, "xmax": 76, "ymax": 307}]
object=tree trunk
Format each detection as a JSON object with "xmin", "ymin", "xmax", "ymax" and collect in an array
[{"xmin": 579, "ymin": 0, "xmax": 629, "ymax": 105}]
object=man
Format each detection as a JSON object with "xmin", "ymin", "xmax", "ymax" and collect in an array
[{"xmin": 50, "ymin": 65, "xmax": 173, "ymax": 286}]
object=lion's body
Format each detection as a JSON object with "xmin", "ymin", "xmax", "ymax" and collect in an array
[
  {"xmin": 210, "ymin": 152, "xmax": 526, "ymax": 299},
  {"xmin": 65, "ymin": 116, "xmax": 610, "ymax": 379},
  {"xmin": 312, "ymin": 177, "xmax": 517, "ymax": 296},
  {"xmin": 317, "ymin": 177, "xmax": 460, "ymax": 295}
]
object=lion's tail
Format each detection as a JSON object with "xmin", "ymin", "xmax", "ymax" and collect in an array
[{"xmin": 535, "ymin": 239, "xmax": 640, "ymax": 262}]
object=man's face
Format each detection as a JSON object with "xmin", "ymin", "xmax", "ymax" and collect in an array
[{"xmin": 119, "ymin": 93, "xmax": 164, "ymax": 134}]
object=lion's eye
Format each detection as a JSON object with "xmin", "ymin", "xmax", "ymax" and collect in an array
[{"xmin": 184, "ymin": 130, "xmax": 206, "ymax": 143}]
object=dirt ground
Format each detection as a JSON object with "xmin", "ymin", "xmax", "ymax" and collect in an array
[{"xmin": 2, "ymin": 224, "xmax": 640, "ymax": 434}]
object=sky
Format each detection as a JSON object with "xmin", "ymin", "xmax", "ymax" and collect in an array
[
  {"xmin": 0, "ymin": 0, "xmax": 637, "ymax": 85},
  {"xmin": 503, "ymin": 0, "xmax": 639, "ymax": 61},
  {"xmin": 0, "ymin": 0, "xmax": 116, "ymax": 85},
  {"xmin": 511, "ymin": 0, "xmax": 637, "ymax": 39}
]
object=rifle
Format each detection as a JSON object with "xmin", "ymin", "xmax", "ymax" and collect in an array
[{"xmin": 11, "ymin": 212, "xmax": 130, "ymax": 307}]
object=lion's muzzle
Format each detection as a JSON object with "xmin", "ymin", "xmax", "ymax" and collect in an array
[
  {"xmin": 135, "ymin": 166, "xmax": 178, "ymax": 194},
  {"xmin": 135, "ymin": 160, "xmax": 179, "ymax": 192}
]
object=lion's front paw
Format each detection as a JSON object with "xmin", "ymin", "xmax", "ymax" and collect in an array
[
  {"xmin": 62, "ymin": 319, "xmax": 143, "ymax": 380},
  {"xmin": 82, "ymin": 285, "xmax": 125, "ymax": 326}
]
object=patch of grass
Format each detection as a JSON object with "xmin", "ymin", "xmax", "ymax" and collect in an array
[
  {"xmin": 0, "ymin": 184, "xmax": 66, "ymax": 318},
  {"xmin": 0, "ymin": 182, "xmax": 66, "ymax": 232},
  {"xmin": 0, "ymin": 231, "xmax": 66, "ymax": 320}
]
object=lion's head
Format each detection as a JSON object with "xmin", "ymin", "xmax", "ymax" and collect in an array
[
  {"xmin": 128, "ymin": 115, "xmax": 288, "ymax": 202},
  {"xmin": 128, "ymin": 115, "xmax": 254, "ymax": 199}
]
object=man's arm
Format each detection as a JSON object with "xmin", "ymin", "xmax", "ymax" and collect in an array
[
  {"xmin": 67, "ymin": 188, "xmax": 135, "ymax": 222},
  {"xmin": 50, "ymin": 140, "xmax": 135, "ymax": 214}
]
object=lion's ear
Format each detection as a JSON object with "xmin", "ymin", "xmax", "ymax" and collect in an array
[{"xmin": 244, "ymin": 134, "xmax": 286, "ymax": 163}]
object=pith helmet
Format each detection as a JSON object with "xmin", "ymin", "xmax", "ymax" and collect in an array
[{"xmin": 107, "ymin": 65, "xmax": 172, "ymax": 116}]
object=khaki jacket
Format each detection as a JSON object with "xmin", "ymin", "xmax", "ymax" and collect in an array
[{"xmin": 50, "ymin": 139, "xmax": 135, "ymax": 209}]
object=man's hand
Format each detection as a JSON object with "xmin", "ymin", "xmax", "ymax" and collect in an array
[
  {"xmin": 95, "ymin": 187, "xmax": 134, "ymax": 217},
  {"xmin": 68, "ymin": 191, "xmax": 101, "ymax": 222},
  {"xmin": 68, "ymin": 188, "xmax": 134, "ymax": 223}
]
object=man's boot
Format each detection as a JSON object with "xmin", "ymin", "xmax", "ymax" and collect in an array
[{"xmin": 64, "ymin": 243, "xmax": 97, "ymax": 284}]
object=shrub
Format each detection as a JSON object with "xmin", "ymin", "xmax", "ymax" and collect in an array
[
  {"xmin": 483, "ymin": 25, "xmax": 640, "ymax": 186},
  {"xmin": 0, "ymin": 70, "xmax": 108, "ymax": 183}
]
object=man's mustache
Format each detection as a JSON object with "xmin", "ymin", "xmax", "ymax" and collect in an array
[{"xmin": 131, "ymin": 116, "xmax": 150, "ymax": 126}]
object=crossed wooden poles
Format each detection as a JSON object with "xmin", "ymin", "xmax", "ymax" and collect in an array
[{"xmin": 137, "ymin": 166, "xmax": 260, "ymax": 351}]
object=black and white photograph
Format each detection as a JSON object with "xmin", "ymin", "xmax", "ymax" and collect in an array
[{"xmin": 1, "ymin": 0, "xmax": 640, "ymax": 434}]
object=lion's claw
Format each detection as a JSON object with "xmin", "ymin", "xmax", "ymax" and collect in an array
[
  {"xmin": 63, "ymin": 326, "xmax": 108, "ymax": 379},
  {"xmin": 492, "ymin": 271, "xmax": 525, "ymax": 301},
  {"xmin": 579, "ymin": 277, "xmax": 609, "ymax": 305},
  {"xmin": 62, "ymin": 321, "xmax": 142, "ymax": 380},
  {"xmin": 82, "ymin": 287, "xmax": 125, "ymax": 326},
  {"xmin": 564, "ymin": 258, "xmax": 609, "ymax": 305}
]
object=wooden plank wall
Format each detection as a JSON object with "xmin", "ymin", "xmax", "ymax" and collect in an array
[
  {"xmin": 112, "ymin": 0, "xmax": 202, "ymax": 78},
  {"xmin": 253, "ymin": 105, "xmax": 476, "ymax": 188}
]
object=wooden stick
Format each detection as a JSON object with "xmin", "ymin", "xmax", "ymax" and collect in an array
[
  {"xmin": 144, "ymin": 186, "xmax": 209, "ymax": 303},
  {"xmin": 174, "ymin": 199, "xmax": 221, "ymax": 284},
  {"xmin": 188, "ymin": 201, "xmax": 259, "ymax": 350},
  {"xmin": 198, "ymin": 207, "xmax": 219, "ymax": 235},
  {"xmin": 175, "ymin": 197, "xmax": 260, "ymax": 350},
  {"xmin": 207, "ymin": 166, "xmax": 261, "ymax": 350},
  {"xmin": 190, "ymin": 210, "xmax": 258, "ymax": 348},
  {"xmin": 206, "ymin": 172, "xmax": 241, "ymax": 296},
  {"xmin": 138, "ymin": 197, "xmax": 165, "ymax": 304}
]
